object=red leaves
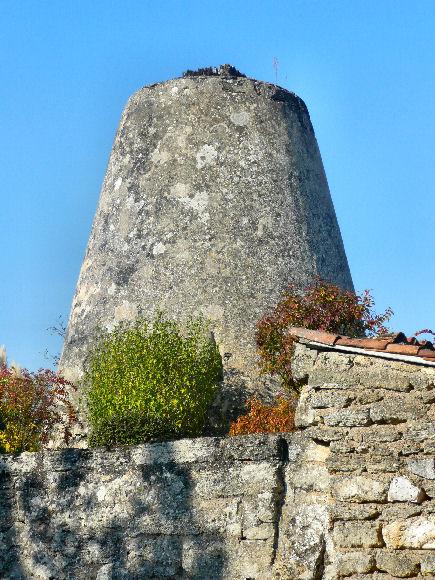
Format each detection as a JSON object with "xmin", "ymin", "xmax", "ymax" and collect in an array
[
  {"xmin": 0, "ymin": 363, "xmax": 78, "ymax": 453},
  {"xmin": 229, "ymin": 397, "xmax": 295, "ymax": 436},
  {"xmin": 255, "ymin": 278, "xmax": 393, "ymax": 390}
]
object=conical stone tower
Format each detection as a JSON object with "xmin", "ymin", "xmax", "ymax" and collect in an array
[{"xmin": 61, "ymin": 65, "xmax": 353, "ymax": 389}]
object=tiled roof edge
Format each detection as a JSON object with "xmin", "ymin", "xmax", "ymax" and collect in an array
[{"xmin": 288, "ymin": 327, "xmax": 435, "ymax": 366}]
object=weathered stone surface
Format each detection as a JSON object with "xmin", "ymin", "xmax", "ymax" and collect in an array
[
  {"xmin": 291, "ymin": 342, "xmax": 318, "ymax": 383},
  {"xmin": 388, "ymin": 476, "xmax": 426, "ymax": 504},
  {"xmin": 375, "ymin": 549, "xmax": 420, "ymax": 577},
  {"xmin": 421, "ymin": 553, "xmax": 435, "ymax": 575},
  {"xmin": 379, "ymin": 504, "xmax": 423, "ymax": 521},
  {"xmin": 333, "ymin": 475, "xmax": 387, "ymax": 503},
  {"xmin": 287, "ymin": 462, "xmax": 330, "ymax": 492},
  {"xmin": 60, "ymin": 70, "xmax": 353, "ymax": 391},
  {"xmin": 362, "ymin": 425, "xmax": 403, "ymax": 443},
  {"xmin": 407, "ymin": 457, "xmax": 435, "ymax": 480},
  {"xmin": 333, "ymin": 521, "xmax": 383, "ymax": 548},
  {"xmin": 335, "ymin": 551, "xmax": 376, "ymax": 576},
  {"xmin": 370, "ymin": 397, "xmax": 427, "ymax": 424},
  {"xmin": 274, "ymin": 503, "xmax": 330, "ymax": 580},
  {"xmin": 323, "ymin": 408, "xmax": 371, "ymax": 427},
  {"xmin": 331, "ymin": 503, "xmax": 380, "ymax": 521},
  {"xmin": 0, "ymin": 433, "xmax": 330, "ymax": 579},
  {"xmin": 366, "ymin": 456, "xmax": 402, "ymax": 473},
  {"xmin": 383, "ymin": 516, "xmax": 435, "ymax": 549},
  {"xmin": 310, "ymin": 391, "xmax": 354, "ymax": 409}
]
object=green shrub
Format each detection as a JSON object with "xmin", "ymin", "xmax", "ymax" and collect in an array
[{"xmin": 84, "ymin": 314, "xmax": 222, "ymax": 447}]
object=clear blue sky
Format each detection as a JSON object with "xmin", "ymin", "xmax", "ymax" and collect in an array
[{"xmin": 1, "ymin": 1, "xmax": 434, "ymax": 371}]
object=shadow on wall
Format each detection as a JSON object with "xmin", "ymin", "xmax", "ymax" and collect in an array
[
  {"xmin": 1, "ymin": 445, "xmax": 226, "ymax": 579},
  {"xmin": 0, "ymin": 461, "xmax": 27, "ymax": 578}
]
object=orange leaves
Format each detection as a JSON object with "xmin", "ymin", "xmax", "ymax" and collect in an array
[{"xmin": 229, "ymin": 397, "xmax": 295, "ymax": 436}]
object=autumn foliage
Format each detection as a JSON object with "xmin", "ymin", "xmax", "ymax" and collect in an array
[
  {"xmin": 229, "ymin": 397, "xmax": 295, "ymax": 436},
  {"xmin": 0, "ymin": 359, "xmax": 77, "ymax": 454},
  {"xmin": 256, "ymin": 279, "xmax": 393, "ymax": 391}
]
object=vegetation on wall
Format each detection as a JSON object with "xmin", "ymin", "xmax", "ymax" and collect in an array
[
  {"xmin": 0, "ymin": 348, "xmax": 77, "ymax": 453},
  {"xmin": 255, "ymin": 279, "xmax": 393, "ymax": 391},
  {"xmin": 229, "ymin": 397, "xmax": 294, "ymax": 436},
  {"xmin": 84, "ymin": 314, "xmax": 223, "ymax": 447}
]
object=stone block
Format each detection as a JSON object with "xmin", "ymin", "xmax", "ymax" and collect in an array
[
  {"xmin": 335, "ymin": 551, "xmax": 375, "ymax": 576},
  {"xmin": 366, "ymin": 456, "xmax": 401, "ymax": 473},
  {"xmin": 235, "ymin": 539, "xmax": 275, "ymax": 578},
  {"xmin": 383, "ymin": 515, "xmax": 435, "ymax": 549},
  {"xmin": 294, "ymin": 388, "xmax": 317, "ymax": 428},
  {"xmin": 244, "ymin": 522, "xmax": 274, "ymax": 540},
  {"xmin": 388, "ymin": 476, "xmax": 426, "ymax": 504},
  {"xmin": 407, "ymin": 457, "xmax": 435, "ymax": 480},
  {"xmin": 301, "ymin": 440, "xmax": 331, "ymax": 463},
  {"xmin": 287, "ymin": 463, "xmax": 330, "ymax": 492},
  {"xmin": 220, "ymin": 433, "xmax": 292, "ymax": 462},
  {"xmin": 362, "ymin": 425, "xmax": 403, "ymax": 443},
  {"xmin": 421, "ymin": 553, "xmax": 435, "ymax": 576},
  {"xmin": 291, "ymin": 343, "xmax": 318, "ymax": 382},
  {"xmin": 310, "ymin": 391, "xmax": 354, "ymax": 409},
  {"xmin": 333, "ymin": 475, "xmax": 387, "ymax": 503},
  {"xmin": 357, "ymin": 390, "xmax": 384, "ymax": 404},
  {"xmin": 376, "ymin": 549, "xmax": 419, "ymax": 577},
  {"xmin": 323, "ymin": 408, "xmax": 371, "ymax": 427},
  {"xmin": 379, "ymin": 504, "xmax": 423, "ymax": 521},
  {"xmin": 307, "ymin": 426, "xmax": 348, "ymax": 442},
  {"xmin": 327, "ymin": 454, "xmax": 366, "ymax": 474},
  {"xmin": 421, "ymin": 390, "xmax": 435, "ymax": 404},
  {"xmin": 370, "ymin": 397, "xmax": 427, "ymax": 424},
  {"xmin": 421, "ymin": 481, "xmax": 435, "ymax": 498},
  {"xmin": 331, "ymin": 503, "xmax": 380, "ymax": 521},
  {"xmin": 402, "ymin": 421, "xmax": 435, "ymax": 444},
  {"xmin": 410, "ymin": 370, "xmax": 435, "ymax": 390},
  {"xmin": 131, "ymin": 437, "xmax": 220, "ymax": 466},
  {"xmin": 191, "ymin": 461, "xmax": 277, "ymax": 498},
  {"xmin": 333, "ymin": 521, "xmax": 383, "ymax": 548},
  {"xmin": 274, "ymin": 503, "xmax": 329, "ymax": 580}
]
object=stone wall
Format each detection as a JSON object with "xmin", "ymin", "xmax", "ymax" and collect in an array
[
  {"xmin": 2, "ymin": 345, "xmax": 435, "ymax": 579},
  {"xmin": 1, "ymin": 433, "xmax": 332, "ymax": 579},
  {"xmin": 294, "ymin": 340, "xmax": 435, "ymax": 578}
]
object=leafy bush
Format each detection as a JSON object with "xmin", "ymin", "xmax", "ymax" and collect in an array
[
  {"xmin": 256, "ymin": 279, "xmax": 393, "ymax": 391},
  {"xmin": 229, "ymin": 397, "xmax": 294, "ymax": 436},
  {"xmin": 84, "ymin": 314, "xmax": 223, "ymax": 447},
  {"xmin": 0, "ymin": 354, "xmax": 77, "ymax": 453}
]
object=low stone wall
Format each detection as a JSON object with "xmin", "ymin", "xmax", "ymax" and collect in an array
[
  {"xmin": 294, "ymin": 340, "xmax": 435, "ymax": 578},
  {"xmin": 1, "ymin": 433, "xmax": 332, "ymax": 579},
  {"xmin": 2, "ymin": 344, "xmax": 435, "ymax": 579}
]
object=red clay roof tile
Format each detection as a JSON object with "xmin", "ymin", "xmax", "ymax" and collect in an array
[
  {"xmin": 385, "ymin": 344, "xmax": 421, "ymax": 356},
  {"xmin": 418, "ymin": 349, "xmax": 435, "ymax": 358},
  {"xmin": 288, "ymin": 327, "xmax": 340, "ymax": 345},
  {"xmin": 335, "ymin": 337, "xmax": 391, "ymax": 350},
  {"xmin": 288, "ymin": 327, "xmax": 435, "ymax": 364}
]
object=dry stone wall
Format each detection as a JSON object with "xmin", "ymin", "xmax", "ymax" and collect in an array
[
  {"xmin": 2, "ymin": 346, "xmax": 435, "ymax": 579},
  {"xmin": 294, "ymin": 341, "xmax": 435, "ymax": 578},
  {"xmin": 0, "ymin": 433, "xmax": 332, "ymax": 580}
]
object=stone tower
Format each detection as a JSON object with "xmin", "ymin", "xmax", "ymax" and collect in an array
[{"xmin": 60, "ymin": 65, "xmax": 353, "ymax": 386}]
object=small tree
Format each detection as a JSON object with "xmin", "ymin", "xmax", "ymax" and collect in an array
[
  {"xmin": 84, "ymin": 314, "xmax": 223, "ymax": 447},
  {"xmin": 256, "ymin": 279, "xmax": 393, "ymax": 391},
  {"xmin": 0, "ymin": 351, "xmax": 77, "ymax": 453}
]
